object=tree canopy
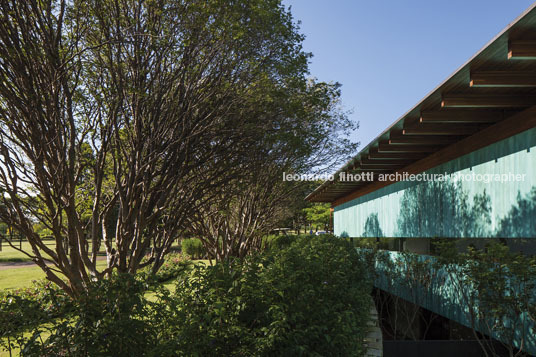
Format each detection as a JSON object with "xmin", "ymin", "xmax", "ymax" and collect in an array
[{"xmin": 0, "ymin": 0, "xmax": 356, "ymax": 295}]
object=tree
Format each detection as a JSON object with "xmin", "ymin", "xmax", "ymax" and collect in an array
[
  {"xmin": 436, "ymin": 241, "xmax": 536, "ymax": 357},
  {"xmin": 304, "ymin": 203, "xmax": 331, "ymax": 232},
  {"xmin": 0, "ymin": 0, "xmax": 315, "ymax": 296},
  {"xmin": 187, "ymin": 164, "xmax": 294, "ymax": 260},
  {"xmin": 187, "ymin": 78, "xmax": 356, "ymax": 260}
]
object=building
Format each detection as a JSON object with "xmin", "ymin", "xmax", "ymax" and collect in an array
[{"xmin": 307, "ymin": 3, "xmax": 536, "ymax": 356}]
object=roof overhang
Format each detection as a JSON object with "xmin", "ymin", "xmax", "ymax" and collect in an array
[{"xmin": 306, "ymin": 3, "xmax": 536, "ymax": 206}]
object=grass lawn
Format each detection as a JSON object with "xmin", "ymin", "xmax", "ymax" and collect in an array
[
  {"xmin": 0, "ymin": 240, "xmax": 56, "ymax": 262},
  {"xmin": 0, "ymin": 258, "xmax": 209, "ymax": 291},
  {"xmin": 0, "ymin": 259, "xmax": 208, "ymax": 356},
  {"xmin": 0, "ymin": 260, "xmax": 109, "ymax": 291},
  {"xmin": 0, "ymin": 242, "xmax": 182, "ymax": 263},
  {"xmin": 0, "ymin": 240, "xmax": 109, "ymax": 263},
  {"xmin": 0, "ymin": 240, "xmax": 118, "ymax": 263},
  {"xmin": 0, "ymin": 265, "xmax": 46, "ymax": 290}
]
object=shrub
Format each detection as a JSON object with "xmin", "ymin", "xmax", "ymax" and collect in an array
[
  {"xmin": 138, "ymin": 252, "xmax": 192, "ymax": 284},
  {"xmin": 263, "ymin": 233, "xmax": 295, "ymax": 251},
  {"xmin": 261, "ymin": 235, "xmax": 372, "ymax": 355},
  {"xmin": 263, "ymin": 233, "xmax": 322, "ymax": 252},
  {"xmin": 181, "ymin": 238, "xmax": 206, "ymax": 259},
  {"xmin": 0, "ymin": 279, "xmax": 73, "ymax": 339},
  {"xmin": 153, "ymin": 234, "xmax": 372, "ymax": 356},
  {"xmin": 13, "ymin": 235, "xmax": 372, "ymax": 356},
  {"xmin": 20, "ymin": 274, "xmax": 156, "ymax": 356}
]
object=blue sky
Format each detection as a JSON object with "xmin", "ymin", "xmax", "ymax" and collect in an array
[{"xmin": 283, "ymin": 0, "xmax": 535, "ymax": 150}]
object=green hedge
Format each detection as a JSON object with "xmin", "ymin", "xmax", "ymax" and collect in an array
[
  {"xmin": 1, "ymin": 253, "xmax": 189, "ymax": 344},
  {"xmin": 13, "ymin": 235, "xmax": 372, "ymax": 356},
  {"xmin": 156, "ymin": 235, "xmax": 372, "ymax": 356},
  {"xmin": 0, "ymin": 280, "xmax": 73, "ymax": 341},
  {"xmin": 181, "ymin": 238, "xmax": 206, "ymax": 259}
]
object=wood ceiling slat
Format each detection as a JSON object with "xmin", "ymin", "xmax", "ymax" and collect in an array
[{"xmin": 470, "ymin": 71, "xmax": 536, "ymax": 87}]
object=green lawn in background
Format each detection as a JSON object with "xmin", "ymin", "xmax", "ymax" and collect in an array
[
  {"xmin": 0, "ymin": 260, "xmax": 109, "ymax": 291},
  {"xmin": 0, "ymin": 240, "xmax": 108, "ymax": 263},
  {"xmin": 0, "ymin": 240, "xmax": 56, "ymax": 262},
  {"xmin": 0, "ymin": 241, "xmax": 181, "ymax": 263},
  {"xmin": 0, "ymin": 259, "xmax": 205, "ymax": 356},
  {"xmin": 0, "ymin": 265, "xmax": 46, "ymax": 290},
  {"xmin": 1, "ymin": 278, "xmax": 177, "ymax": 357},
  {"xmin": 0, "ymin": 257, "xmax": 203, "ymax": 291}
]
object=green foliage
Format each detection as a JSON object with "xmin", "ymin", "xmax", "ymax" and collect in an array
[
  {"xmin": 435, "ymin": 241, "xmax": 536, "ymax": 353},
  {"xmin": 351, "ymin": 237, "xmax": 392, "ymax": 250},
  {"xmin": 0, "ymin": 280, "xmax": 72, "ymax": 340},
  {"xmin": 11, "ymin": 235, "xmax": 371, "ymax": 356},
  {"xmin": 153, "ymin": 234, "xmax": 371, "ymax": 356},
  {"xmin": 138, "ymin": 252, "xmax": 192, "ymax": 284},
  {"xmin": 263, "ymin": 233, "xmax": 298, "ymax": 251},
  {"xmin": 181, "ymin": 238, "xmax": 206, "ymax": 260},
  {"xmin": 303, "ymin": 203, "xmax": 331, "ymax": 230},
  {"xmin": 260, "ymin": 235, "xmax": 371, "ymax": 356},
  {"xmin": 1, "ymin": 253, "xmax": 188, "ymax": 349},
  {"xmin": 32, "ymin": 222, "xmax": 53, "ymax": 238},
  {"xmin": 21, "ymin": 274, "xmax": 154, "ymax": 356}
]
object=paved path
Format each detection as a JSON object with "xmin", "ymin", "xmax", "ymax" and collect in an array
[
  {"xmin": 364, "ymin": 299, "xmax": 383, "ymax": 357},
  {"xmin": 0, "ymin": 261, "xmax": 39, "ymax": 270}
]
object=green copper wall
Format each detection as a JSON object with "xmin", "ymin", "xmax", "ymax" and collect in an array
[
  {"xmin": 334, "ymin": 127, "xmax": 536, "ymax": 238},
  {"xmin": 374, "ymin": 250, "xmax": 536, "ymax": 354}
]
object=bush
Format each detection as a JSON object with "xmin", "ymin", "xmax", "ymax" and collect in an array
[
  {"xmin": 263, "ymin": 233, "xmax": 322, "ymax": 252},
  {"xmin": 0, "ymin": 279, "xmax": 73, "ymax": 339},
  {"xmin": 154, "ymin": 234, "xmax": 372, "ymax": 356},
  {"xmin": 138, "ymin": 252, "xmax": 192, "ymax": 284},
  {"xmin": 181, "ymin": 238, "xmax": 206, "ymax": 259},
  {"xmin": 20, "ymin": 274, "xmax": 156, "ymax": 357},
  {"xmin": 13, "ymin": 235, "xmax": 372, "ymax": 356},
  {"xmin": 263, "ymin": 233, "xmax": 295, "ymax": 251},
  {"xmin": 262, "ymin": 235, "xmax": 372, "ymax": 355}
]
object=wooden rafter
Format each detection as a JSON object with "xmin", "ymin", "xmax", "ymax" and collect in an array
[
  {"xmin": 402, "ymin": 124, "xmax": 481, "ymax": 136},
  {"xmin": 441, "ymin": 94, "xmax": 536, "ymax": 108},
  {"xmin": 508, "ymin": 40, "xmax": 536, "ymax": 59},
  {"xmin": 360, "ymin": 158, "xmax": 414, "ymax": 166},
  {"xmin": 368, "ymin": 151, "xmax": 427, "ymax": 160},
  {"xmin": 389, "ymin": 135, "xmax": 461, "ymax": 145},
  {"xmin": 470, "ymin": 71, "xmax": 536, "ymax": 87},
  {"xmin": 420, "ymin": 110, "xmax": 506, "ymax": 123},
  {"xmin": 378, "ymin": 142, "xmax": 441, "ymax": 152},
  {"xmin": 331, "ymin": 106, "xmax": 536, "ymax": 206}
]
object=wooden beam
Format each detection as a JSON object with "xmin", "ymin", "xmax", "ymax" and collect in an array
[
  {"xmin": 378, "ymin": 142, "xmax": 441, "ymax": 152},
  {"xmin": 332, "ymin": 105, "xmax": 536, "ymax": 207},
  {"xmin": 358, "ymin": 164, "xmax": 404, "ymax": 169},
  {"xmin": 441, "ymin": 94, "xmax": 536, "ymax": 108},
  {"xmin": 360, "ymin": 158, "xmax": 414, "ymax": 166},
  {"xmin": 328, "ymin": 188, "xmax": 362, "ymax": 192},
  {"xmin": 346, "ymin": 172, "xmax": 384, "ymax": 179},
  {"xmin": 508, "ymin": 40, "xmax": 536, "ymax": 60},
  {"xmin": 420, "ymin": 110, "xmax": 505, "ymax": 123},
  {"xmin": 389, "ymin": 135, "xmax": 461, "ymax": 145},
  {"xmin": 402, "ymin": 124, "xmax": 481, "ymax": 136},
  {"xmin": 353, "ymin": 167, "xmax": 394, "ymax": 172},
  {"xmin": 470, "ymin": 71, "xmax": 536, "ymax": 87},
  {"xmin": 368, "ymin": 151, "xmax": 427, "ymax": 160}
]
